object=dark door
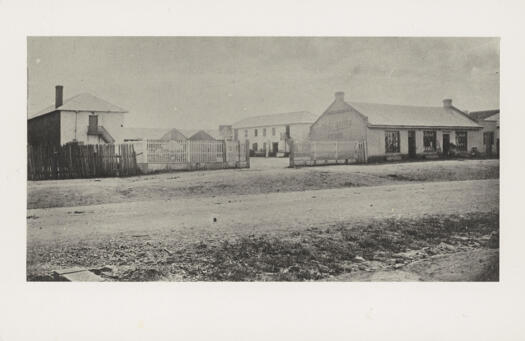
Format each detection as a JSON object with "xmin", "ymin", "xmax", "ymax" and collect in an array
[
  {"xmin": 272, "ymin": 142, "xmax": 279, "ymax": 156},
  {"xmin": 443, "ymin": 133, "xmax": 450, "ymax": 156},
  {"xmin": 484, "ymin": 132, "xmax": 494, "ymax": 155},
  {"xmin": 408, "ymin": 130, "xmax": 416, "ymax": 158}
]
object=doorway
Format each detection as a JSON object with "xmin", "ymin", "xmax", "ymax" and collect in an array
[
  {"xmin": 272, "ymin": 142, "xmax": 279, "ymax": 156},
  {"xmin": 408, "ymin": 130, "xmax": 416, "ymax": 158},
  {"xmin": 443, "ymin": 133, "xmax": 450, "ymax": 156}
]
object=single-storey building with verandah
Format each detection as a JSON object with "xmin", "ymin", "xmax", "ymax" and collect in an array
[{"xmin": 309, "ymin": 92, "xmax": 483, "ymax": 162}]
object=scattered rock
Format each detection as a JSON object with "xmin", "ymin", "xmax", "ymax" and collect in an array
[
  {"xmin": 53, "ymin": 267, "xmax": 105, "ymax": 282},
  {"xmin": 354, "ymin": 256, "xmax": 366, "ymax": 263},
  {"xmin": 437, "ymin": 242, "xmax": 456, "ymax": 251}
]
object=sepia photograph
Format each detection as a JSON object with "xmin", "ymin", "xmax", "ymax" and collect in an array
[{"xmin": 26, "ymin": 36, "xmax": 500, "ymax": 282}]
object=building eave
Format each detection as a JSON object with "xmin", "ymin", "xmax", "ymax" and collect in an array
[
  {"xmin": 367, "ymin": 124, "xmax": 482, "ymax": 130},
  {"xmin": 233, "ymin": 122, "xmax": 314, "ymax": 129}
]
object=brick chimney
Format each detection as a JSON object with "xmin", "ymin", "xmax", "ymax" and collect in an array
[
  {"xmin": 55, "ymin": 85, "xmax": 63, "ymax": 108},
  {"xmin": 442, "ymin": 98, "xmax": 452, "ymax": 108},
  {"xmin": 335, "ymin": 91, "xmax": 345, "ymax": 102}
]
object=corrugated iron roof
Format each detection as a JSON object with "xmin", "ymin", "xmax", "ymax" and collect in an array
[
  {"xmin": 485, "ymin": 113, "xmax": 500, "ymax": 127},
  {"xmin": 348, "ymin": 101, "xmax": 480, "ymax": 128},
  {"xmin": 232, "ymin": 111, "xmax": 317, "ymax": 129},
  {"xmin": 469, "ymin": 109, "xmax": 500, "ymax": 122},
  {"xmin": 29, "ymin": 93, "xmax": 128, "ymax": 120}
]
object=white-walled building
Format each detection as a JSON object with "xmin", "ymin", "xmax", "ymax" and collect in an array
[
  {"xmin": 28, "ymin": 85, "xmax": 127, "ymax": 146},
  {"xmin": 233, "ymin": 111, "xmax": 317, "ymax": 156}
]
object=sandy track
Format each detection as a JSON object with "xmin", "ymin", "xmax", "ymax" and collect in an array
[{"xmin": 28, "ymin": 179, "xmax": 498, "ymax": 245}]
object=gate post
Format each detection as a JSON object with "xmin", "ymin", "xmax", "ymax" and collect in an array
[
  {"xmin": 289, "ymin": 139, "xmax": 295, "ymax": 168},
  {"xmin": 245, "ymin": 139, "xmax": 250, "ymax": 168}
]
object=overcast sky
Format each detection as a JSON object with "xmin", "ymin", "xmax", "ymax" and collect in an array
[{"xmin": 27, "ymin": 37, "xmax": 499, "ymax": 130}]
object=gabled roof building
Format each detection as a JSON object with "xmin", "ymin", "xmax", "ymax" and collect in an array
[
  {"xmin": 309, "ymin": 92, "xmax": 483, "ymax": 161},
  {"xmin": 469, "ymin": 109, "xmax": 500, "ymax": 156}
]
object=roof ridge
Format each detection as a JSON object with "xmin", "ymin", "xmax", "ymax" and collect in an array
[
  {"xmin": 241, "ymin": 110, "xmax": 312, "ymax": 119},
  {"xmin": 348, "ymin": 100, "xmax": 443, "ymax": 109}
]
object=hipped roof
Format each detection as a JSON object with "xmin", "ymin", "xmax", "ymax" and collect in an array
[
  {"xmin": 29, "ymin": 93, "xmax": 128, "ymax": 120},
  {"xmin": 232, "ymin": 111, "xmax": 317, "ymax": 129}
]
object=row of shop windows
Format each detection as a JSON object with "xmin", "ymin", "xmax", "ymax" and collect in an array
[{"xmin": 385, "ymin": 130, "xmax": 468, "ymax": 153}]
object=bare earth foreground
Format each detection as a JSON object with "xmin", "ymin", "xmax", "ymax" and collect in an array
[{"xmin": 27, "ymin": 159, "xmax": 499, "ymax": 281}]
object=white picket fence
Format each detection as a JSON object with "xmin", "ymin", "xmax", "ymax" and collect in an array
[
  {"xmin": 290, "ymin": 140, "xmax": 367, "ymax": 167},
  {"xmin": 128, "ymin": 139, "xmax": 249, "ymax": 172}
]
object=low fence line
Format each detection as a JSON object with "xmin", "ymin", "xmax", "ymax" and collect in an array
[
  {"xmin": 289, "ymin": 140, "xmax": 367, "ymax": 167},
  {"xmin": 129, "ymin": 139, "xmax": 250, "ymax": 172},
  {"xmin": 27, "ymin": 143, "xmax": 139, "ymax": 180}
]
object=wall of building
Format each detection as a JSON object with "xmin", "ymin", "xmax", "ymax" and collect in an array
[
  {"xmin": 477, "ymin": 120, "xmax": 498, "ymax": 154},
  {"xmin": 234, "ymin": 123, "xmax": 311, "ymax": 153},
  {"xmin": 367, "ymin": 127, "xmax": 483, "ymax": 159},
  {"xmin": 309, "ymin": 109, "xmax": 367, "ymax": 142},
  {"xmin": 60, "ymin": 111, "xmax": 126, "ymax": 145},
  {"xmin": 27, "ymin": 111, "xmax": 61, "ymax": 146}
]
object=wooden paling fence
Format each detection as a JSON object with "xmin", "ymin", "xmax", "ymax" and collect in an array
[
  {"xmin": 129, "ymin": 139, "xmax": 250, "ymax": 173},
  {"xmin": 289, "ymin": 140, "xmax": 367, "ymax": 167},
  {"xmin": 27, "ymin": 143, "xmax": 140, "ymax": 180}
]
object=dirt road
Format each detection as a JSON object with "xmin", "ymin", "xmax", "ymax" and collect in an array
[
  {"xmin": 27, "ymin": 159, "xmax": 499, "ymax": 209},
  {"xmin": 28, "ymin": 179, "xmax": 498, "ymax": 246}
]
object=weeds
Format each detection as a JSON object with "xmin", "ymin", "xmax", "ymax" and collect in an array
[{"xmin": 27, "ymin": 212, "xmax": 499, "ymax": 281}]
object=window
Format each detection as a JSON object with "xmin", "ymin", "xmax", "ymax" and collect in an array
[
  {"xmin": 252, "ymin": 143, "xmax": 258, "ymax": 151},
  {"xmin": 385, "ymin": 131, "xmax": 400, "ymax": 153},
  {"xmin": 88, "ymin": 115, "xmax": 98, "ymax": 130},
  {"xmin": 423, "ymin": 131, "xmax": 437, "ymax": 152},
  {"xmin": 244, "ymin": 129, "xmax": 248, "ymax": 138},
  {"xmin": 285, "ymin": 125, "xmax": 290, "ymax": 138},
  {"xmin": 272, "ymin": 127, "xmax": 276, "ymax": 136},
  {"xmin": 456, "ymin": 131, "xmax": 467, "ymax": 151},
  {"xmin": 483, "ymin": 132, "xmax": 494, "ymax": 145},
  {"xmin": 263, "ymin": 128, "xmax": 266, "ymax": 137},
  {"xmin": 254, "ymin": 129, "xmax": 258, "ymax": 137}
]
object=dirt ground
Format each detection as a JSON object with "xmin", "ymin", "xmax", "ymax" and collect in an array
[
  {"xmin": 27, "ymin": 158, "xmax": 499, "ymax": 281},
  {"xmin": 28, "ymin": 158, "xmax": 499, "ymax": 209}
]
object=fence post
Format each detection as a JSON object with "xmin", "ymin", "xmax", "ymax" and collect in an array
[
  {"xmin": 237, "ymin": 140, "xmax": 241, "ymax": 166},
  {"xmin": 143, "ymin": 140, "xmax": 148, "ymax": 164},
  {"xmin": 223, "ymin": 140, "xmax": 227, "ymax": 164},
  {"xmin": 363, "ymin": 140, "xmax": 368, "ymax": 163},
  {"xmin": 335, "ymin": 141, "xmax": 338, "ymax": 160},
  {"xmin": 187, "ymin": 140, "xmax": 191, "ymax": 165},
  {"xmin": 245, "ymin": 139, "xmax": 250, "ymax": 168},
  {"xmin": 289, "ymin": 139, "xmax": 295, "ymax": 168}
]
